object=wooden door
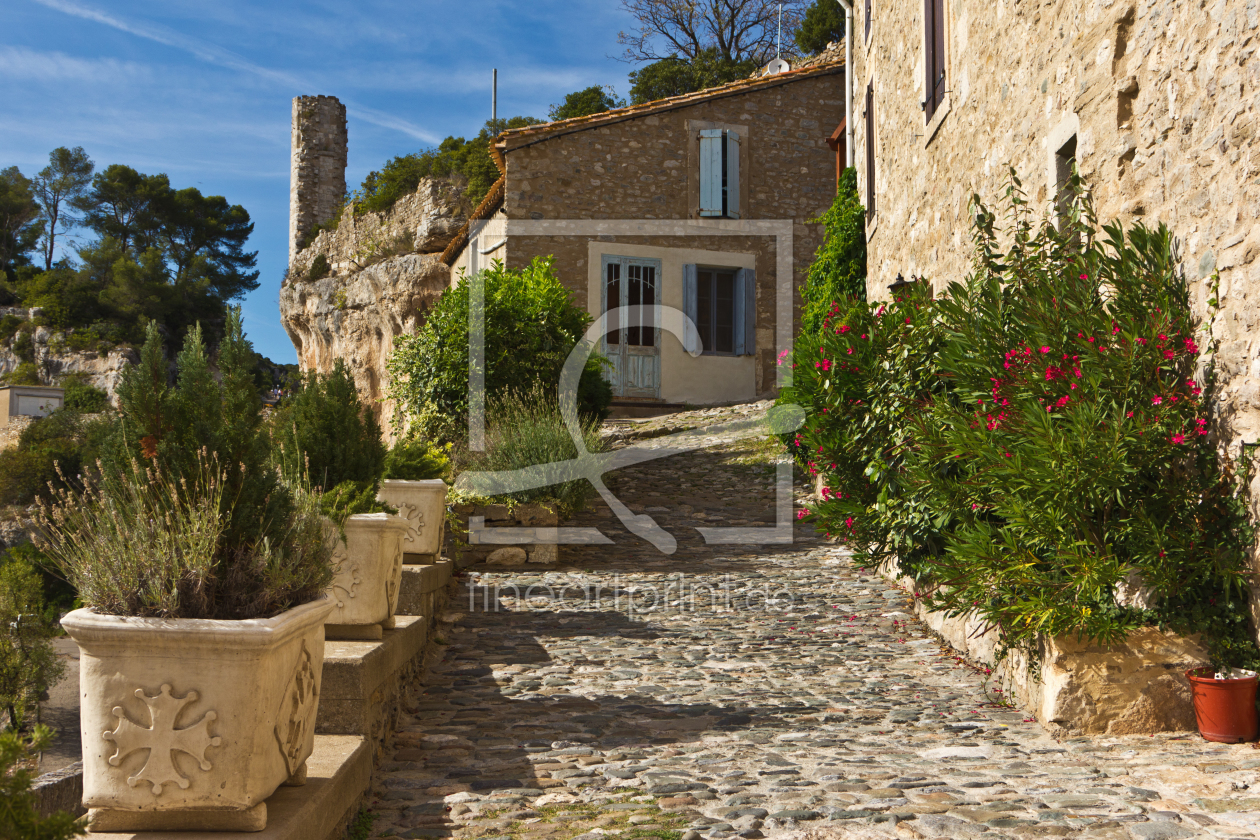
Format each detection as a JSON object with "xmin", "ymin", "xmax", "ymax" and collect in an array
[{"xmin": 602, "ymin": 256, "xmax": 661, "ymax": 399}]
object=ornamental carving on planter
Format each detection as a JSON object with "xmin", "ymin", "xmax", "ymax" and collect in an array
[
  {"xmin": 273, "ymin": 641, "xmax": 318, "ymax": 775},
  {"xmin": 385, "ymin": 539, "xmax": 403, "ymax": 607},
  {"xmin": 103, "ymin": 684, "xmax": 222, "ymax": 795},
  {"xmin": 330, "ymin": 542, "xmax": 362, "ymax": 608},
  {"xmin": 398, "ymin": 501, "xmax": 424, "ymax": 547}
]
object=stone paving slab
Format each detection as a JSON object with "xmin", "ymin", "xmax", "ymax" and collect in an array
[{"xmin": 366, "ymin": 403, "xmax": 1260, "ymax": 840}]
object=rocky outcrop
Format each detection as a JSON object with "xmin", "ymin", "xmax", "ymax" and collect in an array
[
  {"xmin": 280, "ymin": 254, "xmax": 450, "ymax": 435},
  {"xmin": 0, "ymin": 307, "xmax": 139, "ymax": 401},
  {"xmin": 281, "ymin": 177, "xmax": 467, "ymax": 436}
]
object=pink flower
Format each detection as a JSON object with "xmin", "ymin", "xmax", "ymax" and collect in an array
[
  {"xmin": 1126, "ymin": 411, "xmax": 1134, "ymax": 418},
  {"xmin": 1171, "ymin": 433, "xmax": 1186, "ymax": 444},
  {"xmin": 1039, "ymin": 346, "xmax": 1051, "ymax": 354},
  {"xmin": 796, "ymin": 509, "xmax": 809, "ymax": 520},
  {"xmin": 1152, "ymin": 395, "xmax": 1163, "ymax": 405},
  {"xmin": 1163, "ymin": 350, "xmax": 1175, "ymax": 360},
  {"xmin": 839, "ymin": 325, "xmax": 851, "ymax": 334}
]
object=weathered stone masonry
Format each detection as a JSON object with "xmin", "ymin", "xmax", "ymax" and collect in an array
[
  {"xmin": 853, "ymin": 0, "xmax": 1260, "ymax": 626},
  {"xmin": 290, "ymin": 95, "xmax": 348, "ymax": 262}
]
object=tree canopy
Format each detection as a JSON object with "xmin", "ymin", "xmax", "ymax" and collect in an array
[
  {"xmin": 628, "ymin": 49, "xmax": 759, "ymax": 104},
  {"xmin": 795, "ymin": 0, "xmax": 845, "ymax": 54},
  {"xmin": 1, "ymin": 152, "xmax": 259, "ymax": 347},
  {"xmin": 549, "ymin": 87, "xmax": 626, "ymax": 121},
  {"xmin": 618, "ymin": 0, "xmax": 804, "ymax": 63}
]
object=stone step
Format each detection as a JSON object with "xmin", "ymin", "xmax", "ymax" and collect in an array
[
  {"xmin": 85, "ymin": 734, "xmax": 370, "ymax": 840},
  {"xmin": 396, "ymin": 558, "xmax": 455, "ymax": 616}
]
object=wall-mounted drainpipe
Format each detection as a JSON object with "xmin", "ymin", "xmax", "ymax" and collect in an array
[{"xmin": 834, "ymin": 0, "xmax": 854, "ymax": 169}]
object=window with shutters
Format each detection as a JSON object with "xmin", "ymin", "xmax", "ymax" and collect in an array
[
  {"xmin": 924, "ymin": 0, "xmax": 947, "ymax": 122},
  {"xmin": 865, "ymin": 82, "xmax": 876, "ymax": 221},
  {"xmin": 683, "ymin": 264, "xmax": 755, "ymax": 356},
  {"xmin": 698, "ymin": 129, "xmax": 741, "ymax": 218}
]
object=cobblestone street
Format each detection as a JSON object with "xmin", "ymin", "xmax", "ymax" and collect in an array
[{"xmin": 368, "ymin": 405, "xmax": 1260, "ymax": 840}]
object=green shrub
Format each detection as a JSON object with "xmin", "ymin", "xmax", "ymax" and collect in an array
[
  {"xmin": 383, "ymin": 438, "xmax": 450, "ymax": 481},
  {"xmin": 62, "ymin": 327, "xmax": 103, "ymax": 354},
  {"xmin": 453, "ymin": 385, "xmax": 604, "ymax": 518},
  {"xmin": 2, "ymin": 362, "xmax": 40, "ymax": 386},
  {"xmin": 60, "ymin": 373, "xmax": 109, "ymax": 413},
  {"xmin": 0, "ymin": 314, "xmax": 21, "ymax": 343},
  {"xmin": 0, "ymin": 409, "xmax": 105, "ymax": 506},
  {"xmin": 272, "ymin": 359, "xmax": 385, "ymax": 491},
  {"xmin": 307, "ymin": 253, "xmax": 331, "ymax": 282},
  {"xmin": 46, "ymin": 309, "xmax": 334, "ymax": 620},
  {"xmin": 801, "ymin": 167, "xmax": 867, "ymax": 338},
  {"xmin": 788, "ymin": 169, "xmax": 1258, "ymax": 668},
  {"xmin": 387, "ymin": 256, "xmax": 612, "ymax": 443},
  {"xmin": 0, "ymin": 553, "xmax": 65, "ymax": 732},
  {"xmin": 0, "ymin": 725, "xmax": 86, "ymax": 836},
  {"xmin": 10, "ymin": 327, "xmax": 34, "ymax": 363},
  {"xmin": 319, "ymin": 480, "xmax": 395, "ymax": 529}
]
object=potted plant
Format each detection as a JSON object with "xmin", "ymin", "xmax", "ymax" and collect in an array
[
  {"xmin": 320, "ymin": 482, "xmax": 407, "ymax": 640},
  {"xmin": 1186, "ymin": 666, "xmax": 1259, "ymax": 743},
  {"xmin": 38, "ymin": 314, "xmax": 334, "ymax": 832},
  {"xmin": 377, "ymin": 438, "xmax": 450, "ymax": 563}
]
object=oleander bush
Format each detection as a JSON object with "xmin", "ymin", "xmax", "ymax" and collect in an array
[{"xmin": 783, "ymin": 169, "xmax": 1258, "ymax": 667}]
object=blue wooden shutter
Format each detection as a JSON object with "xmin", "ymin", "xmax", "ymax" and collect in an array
[
  {"xmin": 736, "ymin": 268, "xmax": 756, "ymax": 356},
  {"xmin": 699, "ymin": 130, "xmax": 724, "ymax": 216},
  {"xmin": 683, "ymin": 263, "xmax": 700, "ymax": 354},
  {"xmin": 725, "ymin": 131, "xmax": 741, "ymax": 219}
]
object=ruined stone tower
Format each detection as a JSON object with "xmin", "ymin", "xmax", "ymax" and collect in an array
[{"xmin": 289, "ymin": 95, "xmax": 347, "ymax": 262}]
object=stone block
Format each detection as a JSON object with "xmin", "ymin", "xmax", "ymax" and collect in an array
[
  {"xmin": 32, "ymin": 760, "xmax": 85, "ymax": 818},
  {"xmin": 85, "ymin": 734, "xmax": 370, "ymax": 840},
  {"xmin": 318, "ymin": 615, "xmax": 427, "ymax": 743},
  {"xmin": 396, "ymin": 561, "xmax": 453, "ymax": 620}
]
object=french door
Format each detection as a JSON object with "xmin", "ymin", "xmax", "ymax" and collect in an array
[{"xmin": 601, "ymin": 256, "xmax": 661, "ymax": 399}]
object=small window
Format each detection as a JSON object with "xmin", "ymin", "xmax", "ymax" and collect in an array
[
  {"xmin": 865, "ymin": 82, "xmax": 876, "ymax": 220},
  {"xmin": 924, "ymin": 0, "xmax": 946, "ymax": 121},
  {"xmin": 1054, "ymin": 134, "xmax": 1078, "ymax": 220},
  {"xmin": 699, "ymin": 129, "xmax": 741, "ymax": 218},
  {"xmin": 865, "ymin": 0, "xmax": 872, "ymax": 40},
  {"xmin": 684, "ymin": 264, "xmax": 755, "ymax": 355}
]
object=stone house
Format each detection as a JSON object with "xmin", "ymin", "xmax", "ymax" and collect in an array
[
  {"xmin": 849, "ymin": 0, "xmax": 1260, "ymax": 615},
  {"xmin": 441, "ymin": 62, "xmax": 845, "ymax": 407}
]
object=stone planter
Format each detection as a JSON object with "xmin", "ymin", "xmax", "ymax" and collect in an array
[
  {"xmin": 326, "ymin": 513, "xmax": 408, "ymax": 640},
  {"xmin": 60, "ymin": 596, "xmax": 334, "ymax": 832},
  {"xmin": 376, "ymin": 479, "xmax": 447, "ymax": 563}
]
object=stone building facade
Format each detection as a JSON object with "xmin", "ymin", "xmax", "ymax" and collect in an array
[
  {"xmin": 443, "ymin": 64, "xmax": 846, "ymax": 405},
  {"xmin": 289, "ymin": 95, "xmax": 348, "ymax": 262},
  {"xmin": 852, "ymin": 0, "xmax": 1260, "ymax": 617}
]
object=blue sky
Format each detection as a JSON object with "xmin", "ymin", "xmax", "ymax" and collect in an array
[{"xmin": 0, "ymin": 0, "xmax": 641, "ymax": 363}]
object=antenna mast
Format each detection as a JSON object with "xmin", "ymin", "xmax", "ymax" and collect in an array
[{"xmin": 776, "ymin": 3, "xmax": 782, "ymax": 58}]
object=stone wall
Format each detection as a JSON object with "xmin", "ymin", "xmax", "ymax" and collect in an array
[
  {"xmin": 0, "ymin": 307, "xmax": 138, "ymax": 401},
  {"xmin": 499, "ymin": 69, "xmax": 845, "ymax": 395},
  {"xmin": 290, "ymin": 95, "xmax": 348, "ymax": 262},
  {"xmin": 854, "ymin": 0, "xmax": 1260, "ymax": 629}
]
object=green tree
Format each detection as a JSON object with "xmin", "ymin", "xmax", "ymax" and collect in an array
[
  {"xmin": 31, "ymin": 147, "xmax": 95, "ymax": 271},
  {"xmin": 795, "ymin": 0, "xmax": 845, "ymax": 54},
  {"xmin": 388, "ymin": 256, "xmax": 612, "ymax": 442},
  {"xmin": 0, "ymin": 553, "xmax": 65, "ymax": 732},
  {"xmin": 273, "ymin": 360, "xmax": 386, "ymax": 491},
  {"xmin": 628, "ymin": 49, "xmax": 758, "ymax": 104},
  {"xmin": 0, "ymin": 725, "xmax": 86, "ymax": 837},
  {"xmin": 801, "ymin": 167, "xmax": 867, "ymax": 337},
  {"xmin": 354, "ymin": 117, "xmax": 543, "ymax": 216},
  {"xmin": 548, "ymin": 86, "xmax": 626, "ymax": 120},
  {"xmin": 0, "ymin": 167, "xmax": 43, "ymax": 279},
  {"xmin": 82, "ymin": 164, "xmax": 169, "ymax": 254},
  {"xmin": 157, "ymin": 187, "xmax": 259, "ymax": 302}
]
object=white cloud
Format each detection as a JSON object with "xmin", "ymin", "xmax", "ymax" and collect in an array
[{"xmin": 0, "ymin": 45, "xmax": 150, "ymax": 83}]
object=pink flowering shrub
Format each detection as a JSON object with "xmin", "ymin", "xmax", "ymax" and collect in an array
[{"xmin": 783, "ymin": 171, "xmax": 1257, "ymax": 666}]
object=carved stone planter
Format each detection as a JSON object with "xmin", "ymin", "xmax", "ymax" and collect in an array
[
  {"xmin": 326, "ymin": 513, "xmax": 408, "ymax": 640},
  {"xmin": 60, "ymin": 596, "xmax": 334, "ymax": 832},
  {"xmin": 376, "ymin": 479, "xmax": 447, "ymax": 563}
]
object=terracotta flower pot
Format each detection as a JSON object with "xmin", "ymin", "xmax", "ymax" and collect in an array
[
  {"xmin": 376, "ymin": 479, "xmax": 448, "ymax": 562},
  {"xmin": 61, "ymin": 596, "xmax": 334, "ymax": 832},
  {"xmin": 1186, "ymin": 666, "xmax": 1259, "ymax": 743}
]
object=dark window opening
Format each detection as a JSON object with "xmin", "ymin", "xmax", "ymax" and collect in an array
[
  {"xmin": 604, "ymin": 261, "xmax": 620, "ymax": 345},
  {"xmin": 697, "ymin": 269, "xmax": 737, "ymax": 354},
  {"xmin": 865, "ymin": 0, "xmax": 872, "ymax": 40},
  {"xmin": 865, "ymin": 82, "xmax": 876, "ymax": 220},
  {"xmin": 924, "ymin": 0, "xmax": 946, "ymax": 121},
  {"xmin": 1054, "ymin": 134, "xmax": 1078, "ymax": 222}
]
